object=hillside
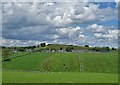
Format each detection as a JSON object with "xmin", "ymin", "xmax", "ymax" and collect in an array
[
  {"xmin": 2, "ymin": 51, "xmax": 118, "ymax": 73},
  {"xmin": 2, "ymin": 43, "xmax": 114, "ymax": 52}
]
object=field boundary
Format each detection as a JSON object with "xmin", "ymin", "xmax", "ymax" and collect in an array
[{"xmin": 10, "ymin": 52, "xmax": 35, "ymax": 59}]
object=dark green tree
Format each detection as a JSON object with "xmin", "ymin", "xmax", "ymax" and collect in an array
[
  {"xmin": 66, "ymin": 47, "xmax": 74, "ymax": 52},
  {"xmin": 60, "ymin": 47, "xmax": 63, "ymax": 50},
  {"xmin": 85, "ymin": 45, "xmax": 89, "ymax": 47},
  {"xmin": 2, "ymin": 48, "xmax": 11, "ymax": 61},
  {"xmin": 111, "ymin": 47, "xmax": 116, "ymax": 50},
  {"xmin": 104, "ymin": 47, "xmax": 110, "ymax": 51},
  {"xmin": 41, "ymin": 43, "xmax": 46, "ymax": 47}
]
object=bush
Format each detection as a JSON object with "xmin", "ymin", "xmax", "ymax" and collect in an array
[
  {"xmin": 2, "ymin": 48, "xmax": 11, "ymax": 61},
  {"xmin": 66, "ymin": 47, "xmax": 74, "ymax": 52},
  {"xmin": 41, "ymin": 43, "xmax": 46, "ymax": 47},
  {"xmin": 85, "ymin": 45, "xmax": 89, "ymax": 47}
]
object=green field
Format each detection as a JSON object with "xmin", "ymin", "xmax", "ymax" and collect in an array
[
  {"xmin": 2, "ymin": 51, "xmax": 118, "ymax": 83},
  {"xmin": 3, "ymin": 70, "xmax": 118, "ymax": 83}
]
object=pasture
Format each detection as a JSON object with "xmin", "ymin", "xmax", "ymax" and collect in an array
[
  {"xmin": 3, "ymin": 70, "xmax": 118, "ymax": 83},
  {"xmin": 2, "ymin": 51, "xmax": 118, "ymax": 83}
]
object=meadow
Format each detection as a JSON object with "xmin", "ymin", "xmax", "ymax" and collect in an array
[
  {"xmin": 3, "ymin": 71, "xmax": 118, "ymax": 83},
  {"xmin": 2, "ymin": 51, "xmax": 118, "ymax": 83}
]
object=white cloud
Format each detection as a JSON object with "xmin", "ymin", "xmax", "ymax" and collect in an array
[
  {"xmin": 2, "ymin": 2, "xmax": 118, "ymax": 47},
  {"xmin": 51, "ymin": 35, "xmax": 59, "ymax": 39},
  {"xmin": 94, "ymin": 29, "xmax": 119, "ymax": 41},
  {"xmin": 2, "ymin": 2, "xmax": 117, "ymax": 29},
  {"xmin": 53, "ymin": 14, "xmax": 72, "ymax": 26},
  {"xmin": 115, "ymin": 0, "xmax": 120, "ymax": 2},
  {"xmin": 94, "ymin": 33, "xmax": 112, "ymax": 39},
  {"xmin": 108, "ymin": 30, "xmax": 119, "ymax": 40},
  {"xmin": 45, "ymin": 2, "xmax": 55, "ymax": 6},
  {"xmin": 2, "ymin": 38, "xmax": 43, "ymax": 46},
  {"xmin": 98, "ymin": 7, "xmax": 117, "ymax": 22},
  {"xmin": 56, "ymin": 26, "xmax": 83, "ymax": 39},
  {"xmin": 88, "ymin": 24, "xmax": 106, "ymax": 33}
]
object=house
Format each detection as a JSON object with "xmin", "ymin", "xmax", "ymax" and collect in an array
[
  {"xmin": 51, "ymin": 50, "xmax": 55, "ymax": 52},
  {"xmin": 58, "ymin": 50, "xmax": 64, "ymax": 52},
  {"xmin": 26, "ymin": 49, "xmax": 32, "ymax": 52},
  {"xmin": 72, "ymin": 50, "xmax": 89, "ymax": 52},
  {"xmin": 11, "ymin": 48, "xmax": 18, "ymax": 52}
]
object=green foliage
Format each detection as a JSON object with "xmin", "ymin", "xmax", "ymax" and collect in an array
[
  {"xmin": 17, "ymin": 47, "xmax": 25, "ymax": 52},
  {"xmin": 41, "ymin": 43, "xmax": 46, "ymax": 47},
  {"xmin": 112, "ymin": 47, "xmax": 117, "ymax": 50},
  {"xmin": 84, "ymin": 45, "xmax": 89, "ymax": 47},
  {"xmin": 65, "ymin": 47, "xmax": 74, "ymax": 52},
  {"xmin": 103, "ymin": 47, "xmax": 110, "ymax": 51},
  {"xmin": 92, "ymin": 47, "xmax": 110, "ymax": 52},
  {"xmin": 2, "ymin": 48, "xmax": 11, "ymax": 61}
]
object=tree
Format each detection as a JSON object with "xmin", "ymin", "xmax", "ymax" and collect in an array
[
  {"xmin": 112, "ymin": 47, "xmax": 117, "ymax": 50},
  {"xmin": 37, "ymin": 45, "xmax": 40, "ymax": 47},
  {"xmin": 2, "ymin": 48, "xmax": 11, "ymax": 61},
  {"xmin": 41, "ymin": 43, "xmax": 46, "ymax": 47},
  {"xmin": 18, "ymin": 47, "xmax": 25, "ymax": 52},
  {"xmin": 47, "ymin": 44, "xmax": 52, "ymax": 46},
  {"xmin": 32, "ymin": 46, "xmax": 36, "ymax": 49},
  {"xmin": 104, "ymin": 47, "xmax": 110, "ymax": 51},
  {"xmin": 94, "ymin": 47, "xmax": 100, "ymax": 51},
  {"xmin": 60, "ymin": 47, "xmax": 63, "ymax": 50},
  {"xmin": 85, "ymin": 45, "xmax": 89, "ymax": 47},
  {"xmin": 66, "ymin": 47, "xmax": 74, "ymax": 52}
]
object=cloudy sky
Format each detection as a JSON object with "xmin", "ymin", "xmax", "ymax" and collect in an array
[{"xmin": 1, "ymin": 2, "xmax": 119, "ymax": 47}]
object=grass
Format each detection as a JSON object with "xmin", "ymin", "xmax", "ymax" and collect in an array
[
  {"xmin": 40, "ymin": 52, "xmax": 79, "ymax": 72},
  {"xmin": 2, "ymin": 70, "xmax": 118, "ymax": 83},
  {"xmin": 2, "ymin": 51, "xmax": 118, "ymax": 83},
  {"xmin": 79, "ymin": 51, "xmax": 118, "ymax": 73},
  {"xmin": 2, "ymin": 51, "xmax": 118, "ymax": 73},
  {"xmin": 3, "ymin": 52, "xmax": 55, "ymax": 71},
  {"xmin": 10, "ymin": 52, "xmax": 29, "ymax": 58}
]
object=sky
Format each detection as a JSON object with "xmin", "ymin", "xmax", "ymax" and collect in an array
[{"xmin": 1, "ymin": 2, "xmax": 119, "ymax": 47}]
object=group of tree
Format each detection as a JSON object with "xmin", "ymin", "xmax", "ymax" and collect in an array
[
  {"xmin": 65, "ymin": 46, "xmax": 74, "ymax": 52},
  {"xmin": 40, "ymin": 43, "xmax": 46, "ymax": 47},
  {"xmin": 111, "ymin": 47, "xmax": 117, "ymax": 50},
  {"xmin": 91, "ymin": 47, "xmax": 110, "ymax": 52}
]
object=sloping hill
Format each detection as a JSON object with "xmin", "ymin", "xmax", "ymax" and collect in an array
[
  {"xmin": 2, "ymin": 51, "xmax": 118, "ymax": 73},
  {"xmin": 34, "ymin": 44, "xmax": 93, "ymax": 51}
]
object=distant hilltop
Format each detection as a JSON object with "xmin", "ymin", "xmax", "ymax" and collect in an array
[{"xmin": 1, "ymin": 43, "xmax": 118, "ymax": 53}]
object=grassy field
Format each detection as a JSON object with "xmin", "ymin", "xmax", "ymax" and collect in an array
[
  {"xmin": 2, "ymin": 70, "xmax": 118, "ymax": 83},
  {"xmin": 2, "ymin": 51, "xmax": 118, "ymax": 83},
  {"xmin": 2, "ymin": 51, "xmax": 118, "ymax": 73},
  {"xmin": 79, "ymin": 51, "xmax": 118, "ymax": 73}
]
